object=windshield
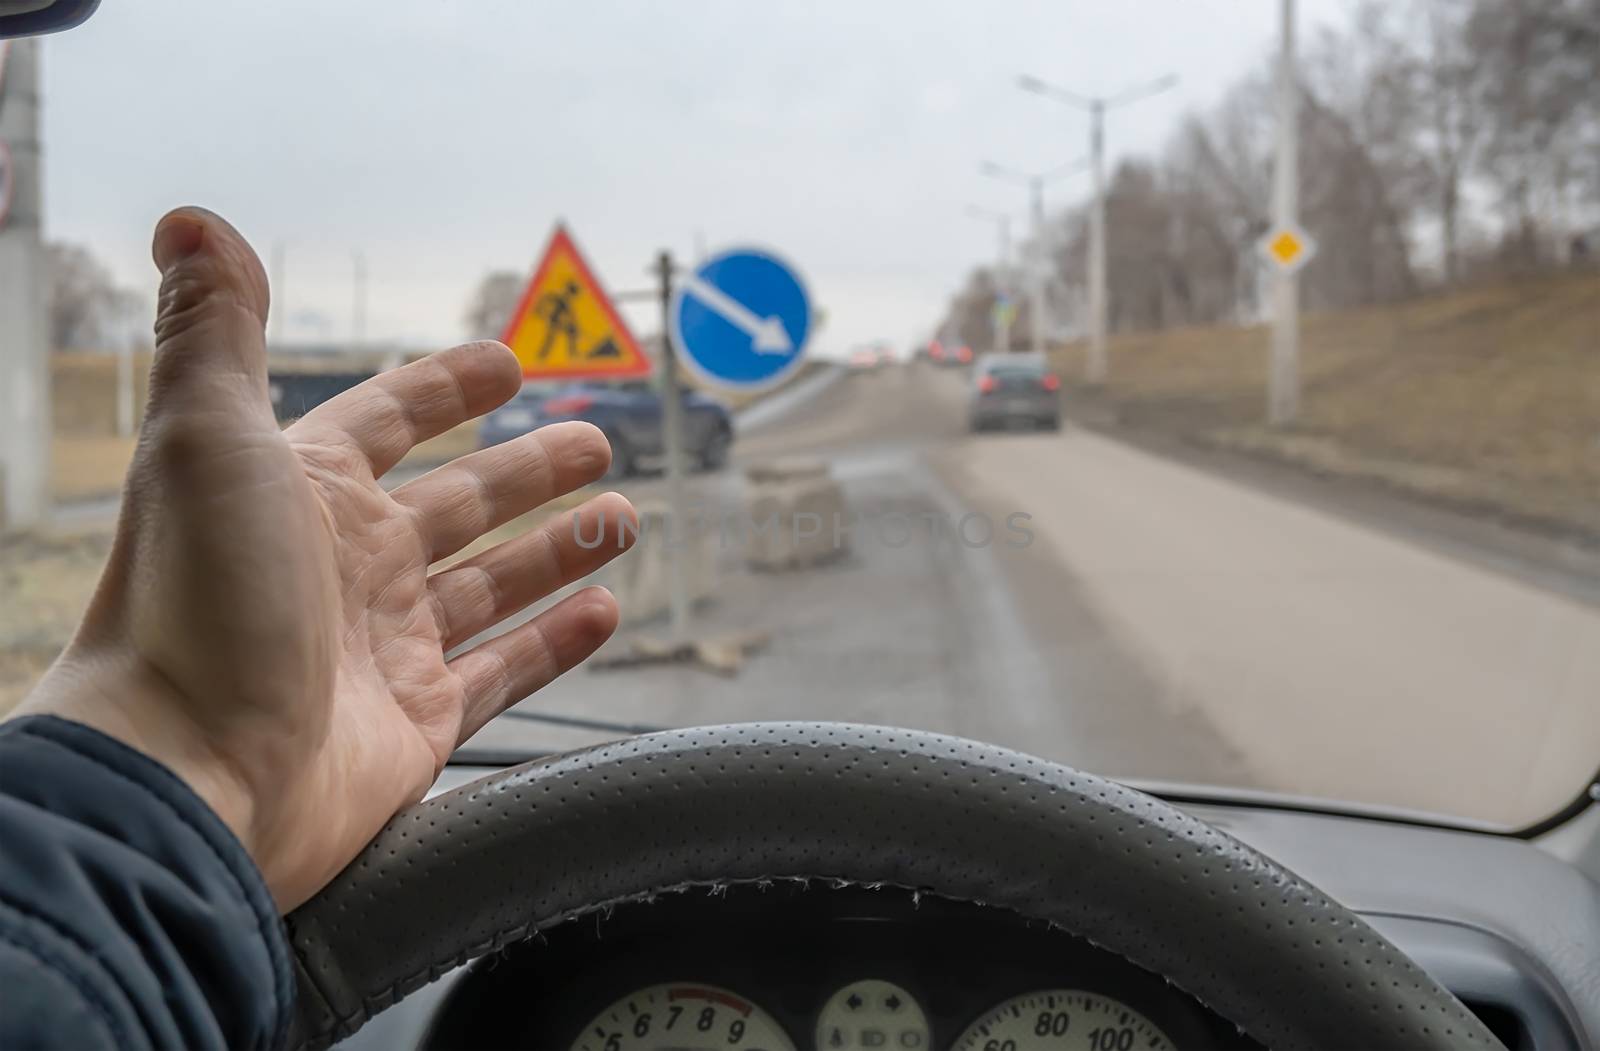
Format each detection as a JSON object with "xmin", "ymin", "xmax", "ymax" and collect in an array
[{"xmin": 2, "ymin": 0, "xmax": 1596, "ymax": 832}]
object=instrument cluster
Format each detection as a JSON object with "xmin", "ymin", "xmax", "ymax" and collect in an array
[{"xmin": 421, "ymin": 884, "xmax": 1254, "ymax": 1051}]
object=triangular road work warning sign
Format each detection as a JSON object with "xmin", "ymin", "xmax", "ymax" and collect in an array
[{"xmin": 501, "ymin": 224, "xmax": 651, "ymax": 380}]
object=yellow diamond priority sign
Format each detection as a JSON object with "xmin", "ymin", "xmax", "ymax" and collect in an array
[
  {"xmin": 1260, "ymin": 224, "xmax": 1317, "ymax": 274},
  {"xmin": 501, "ymin": 224, "xmax": 652, "ymax": 381}
]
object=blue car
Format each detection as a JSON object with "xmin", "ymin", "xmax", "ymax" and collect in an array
[{"xmin": 479, "ymin": 379, "xmax": 734, "ymax": 477}]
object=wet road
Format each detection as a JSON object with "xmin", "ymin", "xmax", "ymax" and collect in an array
[{"xmin": 471, "ymin": 363, "xmax": 1247, "ymax": 792}]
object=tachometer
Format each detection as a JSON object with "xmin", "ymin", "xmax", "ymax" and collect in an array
[
  {"xmin": 953, "ymin": 990, "xmax": 1173, "ymax": 1051},
  {"xmin": 569, "ymin": 983, "xmax": 795, "ymax": 1051}
]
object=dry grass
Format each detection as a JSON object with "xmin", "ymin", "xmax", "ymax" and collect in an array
[
  {"xmin": 1051, "ymin": 270, "xmax": 1600, "ymax": 539},
  {"xmin": 51, "ymin": 434, "xmax": 138, "ymax": 502},
  {"xmin": 0, "ymin": 528, "xmax": 114, "ymax": 712}
]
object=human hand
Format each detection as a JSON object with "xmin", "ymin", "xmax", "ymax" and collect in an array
[{"xmin": 21, "ymin": 208, "xmax": 636, "ymax": 909}]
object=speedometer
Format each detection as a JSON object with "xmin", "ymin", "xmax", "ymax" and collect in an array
[
  {"xmin": 953, "ymin": 990, "xmax": 1173, "ymax": 1051},
  {"xmin": 568, "ymin": 983, "xmax": 796, "ymax": 1051}
]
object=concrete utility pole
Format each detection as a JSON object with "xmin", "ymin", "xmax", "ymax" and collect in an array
[
  {"xmin": 0, "ymin": 38, "xmax": 50, "ymax": 528},
  {"xmin": 966, "ymin": 204, "xmax": 1012, "ymax": 353},
  {"xmin": 1019, "ymin": 72, "xmax": 1178, "ymax": 383},
  {"xmin": 1269, "ymin": 0, "xmax": 1302, "ymax": 426},
  {"xmin": 981, "ymin": 158, "xmax": 1088, "ymax": 357}
]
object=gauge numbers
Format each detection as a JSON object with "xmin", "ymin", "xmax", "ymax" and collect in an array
[
  {"xmin": 953, "ymin": 990, "xmax": 1173, "ymax": 1051},
  {"xmin": 569, "ymin": 983, "xmax": 795, "ymax": 1051}
]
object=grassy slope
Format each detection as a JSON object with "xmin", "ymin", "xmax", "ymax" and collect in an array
[{"xmin": 1051, "ymin": 270, "xmax": 1600, "ymax": 541}]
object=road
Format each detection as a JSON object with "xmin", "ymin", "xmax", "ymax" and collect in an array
[{"xmin": 467, "ymin": 362, "xmax": 1600, "ymax": 829}]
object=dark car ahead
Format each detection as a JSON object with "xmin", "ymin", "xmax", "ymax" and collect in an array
[
  {"xmin": 481, "ymin": 379, "xmax": 733, "ymax": 477},
  {"xmin": 968, "ymin": 352, "xmax": 1061, "ymax": 432}
]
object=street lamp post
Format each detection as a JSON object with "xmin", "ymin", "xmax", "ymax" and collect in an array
[
  {"xmin": 980, "ymin": 158, "xmax": 1088, "ymax": 357},
  {"xmin": 1019, "ymin": 72, "xmax": 1179, "ymax": 383},
  {"xmin": 1269, "ymin": 0, "xmax": 1301, "ymax": 426},
  {"xmin": 965, "ymin": 205, "xmax": 1013, "ymax": 353}
]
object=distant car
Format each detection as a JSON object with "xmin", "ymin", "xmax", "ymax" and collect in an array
[
  {"xmin": 481, "ymin": 379, "xmax": 733, "ymax": 477},
  {"xmin": 848, "ymin": 347, "xmax": 884, "ymax": 372},
  {"xmin": 475, "ymin": 383, "xmax": 555, "ymax": 447},
  {"xmin": 968, "ymin": 352, "xmax": 1061, "ymax": 432},
  {"xmin": 934, "ymin": 342, "xmax": 974, "ymax": 367}
]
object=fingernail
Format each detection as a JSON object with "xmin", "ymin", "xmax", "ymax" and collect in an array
[{"xmin": 153, "ymin": 214, "xmax": 205, "ymax": 272}]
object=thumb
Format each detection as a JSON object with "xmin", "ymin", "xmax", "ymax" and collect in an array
[{"xmin": 145, "ymin": 207, "xmax": 274, "ymax": 422}]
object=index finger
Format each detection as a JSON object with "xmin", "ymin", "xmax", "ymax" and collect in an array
[{"xmin": 286, "ymin": 341, "xmax": 521, "ymax": 477}]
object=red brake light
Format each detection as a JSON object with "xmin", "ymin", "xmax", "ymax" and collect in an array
[
  {"xmin": 957, "ymin": 346, "xmax": 973, "ymax": 362},
  {"xmin": 977, "ymin": 375, "xmax": 998, "ymax": 393},
  {"xmin": 1041, "ymin": 374, "xmax": 1061, "ymax": 391},
  {"xmin": 930, "ymin": 341, "xmax": 943, "ymax": 358},
  {"xmin": 542, "ymin": 394, "xmax": 595, "ymax": 416}
]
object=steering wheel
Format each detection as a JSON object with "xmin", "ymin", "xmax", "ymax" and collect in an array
[{"xmin": 283, "ymin": 723, "xmax": 1501, "ymax": 1050}]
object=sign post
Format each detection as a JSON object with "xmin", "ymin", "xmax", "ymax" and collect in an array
[
  {"xmin": 1263, "ymin": 0, "xmax": 1316, "ymax": 426},
  {"xmin": 653, "ymin": 249, "xmax": 690, "ymax": 642},
  {"xmin": 662, "ymin": 245, "xmax": 810, "ymax": 643}
]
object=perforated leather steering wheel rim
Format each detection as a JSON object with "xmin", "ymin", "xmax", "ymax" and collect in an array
[{"xmin": 283, "ymin": 722, "xmax": 1502, "ymax": 1051}]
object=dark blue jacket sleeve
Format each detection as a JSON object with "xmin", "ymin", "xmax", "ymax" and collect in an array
[{"xmin": 0, "ymin": 715, "xmax": 292, "ymax": 1050}]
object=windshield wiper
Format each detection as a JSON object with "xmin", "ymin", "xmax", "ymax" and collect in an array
[
  {"xmin": 448, "ymin": 711, "xmax": 671, "ymax": 768},
  {"xmin": 495, "ymin": 709, "xmax": 668, "ymax": 736}
]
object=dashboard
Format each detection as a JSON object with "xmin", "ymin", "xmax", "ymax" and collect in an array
[
  {"xmin": 327, "ymin": 763, "xmax": 1600, "ymax": 1051},
  {"xmin": 419, "ymin": 884, "xmax": 1253, "ymax": 1051}
]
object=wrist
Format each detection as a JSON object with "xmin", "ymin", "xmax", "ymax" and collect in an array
[{"xmin": 19, "ymin": 647, "xmax": 263, "ymax": 865}]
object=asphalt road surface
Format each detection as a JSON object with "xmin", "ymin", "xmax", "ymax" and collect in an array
[{"xmin": 469, "ymin": 362, "xmax": 1600, "ymax": 829}]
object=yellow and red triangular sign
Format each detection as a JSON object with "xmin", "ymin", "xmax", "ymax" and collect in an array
[{"xmin": 501, "ymin": 224, "xmax": 651, "ymax": 380}]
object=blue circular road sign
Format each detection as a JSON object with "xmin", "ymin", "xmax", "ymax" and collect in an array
[{"xmin": 669, "ymin": 247, "xmax": 811, "ymax": 391}]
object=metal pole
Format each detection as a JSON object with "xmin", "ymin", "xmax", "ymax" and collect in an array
[
  {"xmin": 0, "ymin": 38, "xmax": 49, "ymax": 527},
  {"xmin": 351, "ymin": 250, "xmax": 366, "ymax": 351},
  {"xmin": 1086, "ymin": 100, "xmax": 1108, "ymax": 383},
  {"xmin": 998, "ymin": 216, "xmax": 1012, "ymax": 353},
  {"xmin": 1269, "ymin": 0, "xmax": 1300, "ymax": 425},
  {"xmin": 1030, "ymin": 176, "xmax": 1046, "ymax": 356},
  {"xmin": 116, "ymin": 335, "xmax": 135, "ymax": 437},
  {"xmin": 655, "ymin": 250, "xmax": 690, "ymax": 641}
]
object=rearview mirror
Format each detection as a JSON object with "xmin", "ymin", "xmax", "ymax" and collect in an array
[{"xmin": 0, "ymin": 0, "xmax": 98, "ymax": 38}]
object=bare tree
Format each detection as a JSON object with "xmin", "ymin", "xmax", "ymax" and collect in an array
[
  {"xmin": 46, "ymin": 242, "xmax": 128, "ymax": 351},
  {"xmin": 462, "ymin": 270, "xmax": 525, "ymax": 341},
  {"xmin": 1465, "ymin": 0, "xmax": 1600, "ymax": 267},
  {"xmin": 1411, "ymin": 0, "xmax": 1484, "ymax": 282},
  {"xmin": 1001, "ymin": 0, "xmax": 1599, "ymax": 343},
  {"xmin": 940, "ymin": 267, "xmax": 1002, "ymax": 353}
]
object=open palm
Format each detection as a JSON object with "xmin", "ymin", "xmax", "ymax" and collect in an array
[{"xmin": 26, "ymin": 208, "xmax": 636, "ymax": 908}]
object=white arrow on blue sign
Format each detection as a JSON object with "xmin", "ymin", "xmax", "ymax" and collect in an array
[{"xmin": 669, "ymin": 246, "xmax": 811, "ymax": 391}]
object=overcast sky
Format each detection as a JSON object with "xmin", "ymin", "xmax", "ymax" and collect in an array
[{"xmin": 42, "ymin": 0, "xmax": 1355, "ymax": 356}]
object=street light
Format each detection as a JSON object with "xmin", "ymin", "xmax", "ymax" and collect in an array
[
  {"xmin": 1019, "ymin": 71, "xmax": 1179, "ymax": 383},
  {"xmin": 965, "ymin": 204, "xmax": 1014, "ymax": 354},
  {"xmin": 980, "ymin": 157, "xmax": 1089, "ymax": 356}
]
